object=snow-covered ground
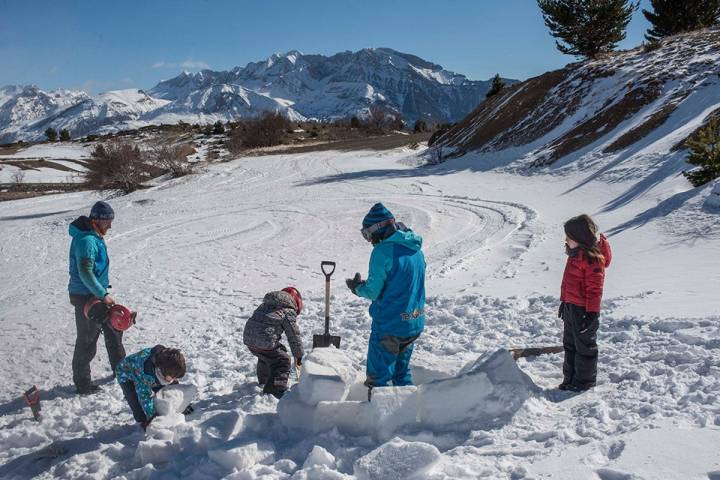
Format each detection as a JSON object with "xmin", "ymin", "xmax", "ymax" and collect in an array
[
  {"xmin": 0, "ymin": 146, "xmax": 718, "ymax": 479},
  {"xmin": 0, "ymin": 143, "xmax": 93, "ymax": 160}
]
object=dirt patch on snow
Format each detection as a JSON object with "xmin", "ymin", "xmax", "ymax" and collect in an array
[
  {"xmin": 536, "ymin": 81, "xmax": 663, "ymax": 165},
  {"xmin": 604, "ymin": 100, "xmax": 681, "ymax": 153},
  {"xmin": 441, "ymin": 69, "xmax": 570, "ymax": 152}
]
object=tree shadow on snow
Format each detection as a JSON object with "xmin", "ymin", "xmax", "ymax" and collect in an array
[
  {"xmin": 0, "ymin": 209, "xmax": 75, "ymax": 221},
  {"xmin": 606, "ymin": 186, "xmax": 703, "ymax": 236},
  {"xmin": 0, "ymin": 376, "xmax": 115, "ymax": 418}
]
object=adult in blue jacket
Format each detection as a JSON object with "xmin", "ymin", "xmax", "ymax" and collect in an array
[
  {"xmin": 346, "ymin": 203, "xmax": 426, "ymax": 389},
  {"xmin": 68, "ymin": 201, "xmax": 126, "ymax": 395}
]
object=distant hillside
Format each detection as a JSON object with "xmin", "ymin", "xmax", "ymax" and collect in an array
[
  {"xmin": 436, "ymin": 28, "xmax": 720, "ymax": 170},
  {"xmin": 0, "ymin": 48, "xmax": 517, "ymax": 143}
]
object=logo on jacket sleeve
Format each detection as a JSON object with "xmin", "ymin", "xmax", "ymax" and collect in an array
[{"xmin": 400, "ymin": 309, "xmax": 424, "ymax": 321}]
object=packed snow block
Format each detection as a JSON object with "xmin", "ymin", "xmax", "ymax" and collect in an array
[
  {"xmin": 298, "ymin": 347, "xmax": 358, "ymax": 405},
  {"xmin": 154, "ymin": 383, "xmax": 197, "ymax": 416},
  {"xmin": 200, "ymin": 411, "xmax": 245, "ymax": 450},
  {"xmin": 312, "ymin": 386, "xmax": 417, "ymax": 437},
  {"xmin": 416, "ymin": 348, "xmax": 538, "ymax": 431},
  {"xmin": 277, "ymin": 387, "xmax": 319, "ymax": 430},
  {"xmin": 208, "ymin": 442, "xmax": 274, "ymax": 472},
  {"xmin": 136, "ymin": 438, "xmax": 176, "ymax": 465},
  {"xmin": 354, "ymin": 437, "xmax": 441, "ymax": 480}
]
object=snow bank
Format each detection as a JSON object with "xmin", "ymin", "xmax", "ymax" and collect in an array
[
  {"xmin": 353, "ymin": 437, "xmax": 441, "ymax": 480},
  {"xmin": 279, "ymin": 348, "xmax": 538, "ymax": 439},
  {"xmin": 705, "ymin": 181, "xmax": 720, "ymax": 209}
]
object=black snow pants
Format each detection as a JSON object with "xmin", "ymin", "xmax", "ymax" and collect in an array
[
  {"xmin": 119, "ymin": 381, "xmax": 149, "ymax": 423},
  {"xmin": 560, "ymin": 302, "xmax": 599, "ymax": 388},
  {"xmin": 70, "ymin": 294, "xmax": 126, "ymax": 389},
  {"xmin": 248, "ymin": 344, "xmax": 291, "ymax": 393}
]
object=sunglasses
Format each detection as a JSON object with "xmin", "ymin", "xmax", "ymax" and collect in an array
[{"xmin": 360, "ymin": 219, "xmax": 395, "ymax": 242}]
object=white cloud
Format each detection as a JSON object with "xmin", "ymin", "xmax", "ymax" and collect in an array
[
  {"xmin": 181, "ymin": 59, "xmax": 209, "ymax": 70},
  {"xmin": 152, "ymin": 59, "xmax": 209, "ymax": 70},
  {"xmin": 152, "ymin": 61, "xmax": 176, "ymax": 69}
]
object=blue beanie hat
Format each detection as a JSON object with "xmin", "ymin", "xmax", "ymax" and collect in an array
[
  {"xmin": 89, "ymin": 201, "xmax": 115, "ymax": 220},
  {"xmin": 362, "ymin": 203, "xmax": 394, "ymax": 229}
]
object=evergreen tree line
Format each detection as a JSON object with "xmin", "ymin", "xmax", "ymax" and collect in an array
[{"xmin": 537, "ymin": 0, "xmax": 720, "ymax": 59}]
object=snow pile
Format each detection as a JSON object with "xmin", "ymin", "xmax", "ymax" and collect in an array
[
  {"xmin": 705, "ymin": 181, "xmax": 720, "ymax": 209},
  {"xmin": 353, "ymin": 437, "xmax": 441, "ymax": 480},
  {"xmin": 279, "ymin": 347, "xmax": 538, "ymax": 439}
]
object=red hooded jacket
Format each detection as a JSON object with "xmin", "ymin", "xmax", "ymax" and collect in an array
[{"xmin": 560, "ymin": 234, "xmax": 612, "ymax": 313}]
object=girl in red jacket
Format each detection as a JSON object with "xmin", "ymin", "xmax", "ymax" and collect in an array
[{"xmin": 559, "ymin": 214, "xmax": 612, "ymax": 392}]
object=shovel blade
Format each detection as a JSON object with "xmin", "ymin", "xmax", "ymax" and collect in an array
[{"xmin": 312, "ymin": 334, "xmax": 341, "ymax": 349}]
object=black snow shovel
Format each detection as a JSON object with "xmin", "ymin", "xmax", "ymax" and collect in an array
[{"xmin": 312, "ymin": 261, "xmax": 341, "ymax": 349}]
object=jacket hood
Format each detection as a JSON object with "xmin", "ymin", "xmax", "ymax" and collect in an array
[
  {"xmin": 381, "ymin": 229, "xmax": 423, "ymax": 251},
  {"xmin": 69, "ymin": 216, "xmax": 96, "ymax": 238},
  {"xmin": 263, "ymin": 291, "xmax": 298, "ymax": 312},
  {"xmin": 598, "ymin": 234, "xmax": 612, "ymax": 268}
]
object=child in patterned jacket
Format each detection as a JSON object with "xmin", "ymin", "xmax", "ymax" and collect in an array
[{"xmin": 116, "ymin": 345, "xmax": 187, "ymax": 430}]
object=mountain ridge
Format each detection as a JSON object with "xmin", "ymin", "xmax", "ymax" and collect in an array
[{"xmin": 0, "ymin": 48, "xmax": 513, "ymax": 142}]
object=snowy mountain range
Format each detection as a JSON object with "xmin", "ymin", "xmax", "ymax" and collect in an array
[{"xmin": 0, "ymin": 48, "xmax": 510, "ymax": 143}]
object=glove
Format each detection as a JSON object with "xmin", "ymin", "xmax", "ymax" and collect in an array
[
  {"xmin": 295, "ymin": 357, "xmax": 302, "ymax": 367},
  {"xmin": 346, "ymin": 272, "xmax": 363, "ymax": 294}
]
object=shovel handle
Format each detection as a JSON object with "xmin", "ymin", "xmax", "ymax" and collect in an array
[
  {"xmin": 321, "ymin": 261, "xmax": 335, "ymax": 335},
  {"xmin": 321, "ymin": 261, "xmax": 336, "ymax": 279}
]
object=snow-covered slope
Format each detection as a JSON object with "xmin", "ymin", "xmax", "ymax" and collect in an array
[
  {"xmin": 437, "ymin": 27, "xmax": 720, "ymax": 172},
  {"xmin": 0, "ymin": 142, "xmax": 718, "ymax": 478},
  {"xmin": 1, "ymin": 48, "xmax": 511, "ymax": 142}
]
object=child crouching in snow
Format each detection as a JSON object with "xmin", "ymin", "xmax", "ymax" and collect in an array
[
  {"xmin": 243, "ymin": 287, "xmax": 304, "ymax": 399},
  {"xmin": 116, "ymin": 345, "xmax": 188, "ymax": 430},
  {"xmin": 558, "ymin": 214, "xmax": 612, "ymax": 392}
]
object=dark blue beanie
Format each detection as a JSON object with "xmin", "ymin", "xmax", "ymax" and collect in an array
[
  {"xmin": 90, "ymin": 201, "xmax": 115, "ymax": 220},
  {"xmin": 362, "ymin": 203, "xmax": 394, "ymax": 229}
]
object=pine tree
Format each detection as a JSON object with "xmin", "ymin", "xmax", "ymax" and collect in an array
[
  {"xmin": 537, "ymin": 0, "xmax": 639, "ymax": 58},
  {"xmin": 59, "ymin": 128, "xmax": 71, "ymax": 141},
  {"xmin": 486, "ymin": 74, "xmax": 506, "ymax": 98},
  {"xmin": 684, "ymin": 116, "xmax": 720, "ymax": 186},
  {"xmin": 643, "ymin": 0, "xmax": 720, "ymax": 40},
  {"xmin": 45, "ymin": 127, "xmax": 58, "ymax": 142},
  {"xmin": 213, "ymin": 121, "xmax": 225, "ymax": 135}
]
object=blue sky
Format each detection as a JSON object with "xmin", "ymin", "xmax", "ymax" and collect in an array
[{"xmin": 0, "ymin": 0, "xmax": 652, "ymax": 94}]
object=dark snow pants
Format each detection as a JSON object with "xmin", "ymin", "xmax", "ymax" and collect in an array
[
  {"xmin": 248, "ymin": 344, "xmax": 291, "ymax": 393},
  {"xmin": 560, "ymin": 302, "xmax": 599, "ymax": 388},
  {"xmin": 119, "ymin": 381, "xmax": 149, "ymax": 423},
  {"xmin": 70, "ymin": 294, "xmax": 126, "ymax": 390},
  {"xmin": 365, "ymin": 332, "xmax": 420, "ymax": 387}
]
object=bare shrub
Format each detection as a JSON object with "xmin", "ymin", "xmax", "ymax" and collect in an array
[
  {"xmin": 149, "ymin": 143, "xmax": 197, "ymax": 177},
  {"xmin": 85, "ymin": 142, "xmax": 157, "ymax": 193},
  {"xmin": 366, "ymin": 104, "xmax": 403, "ymax": 132},
  {"xmin": 11, "ymin": 169, "xmax": 25, "ymax": 184},
  {"xmin": 228, "ymin": 111, "xmax": 292, "ymax": 152}
]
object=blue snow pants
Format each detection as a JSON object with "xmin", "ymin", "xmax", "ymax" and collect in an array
[{"xmin": 365, "ymin": 332, "xmax": 420, "ymax": 387}]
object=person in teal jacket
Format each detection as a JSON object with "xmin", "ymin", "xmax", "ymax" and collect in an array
[
  {"xmin": 116, "ymin": 345, "xmax": 187, "ymax": 430},
  {"xmin": 346, "ymin": 203, "xmax": 426, "ymax": 389},
  {"xmin": 67, "ymin": 201, "xmax": 126, "ymax": 395}
]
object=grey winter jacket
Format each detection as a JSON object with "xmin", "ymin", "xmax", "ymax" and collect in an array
[{"xmin": 242, "ymin": 291, "xmax": 304, "ymax": 359}]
